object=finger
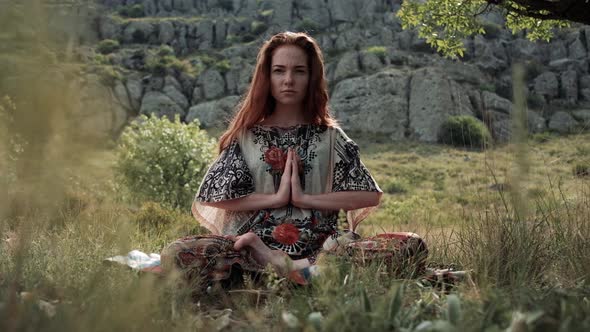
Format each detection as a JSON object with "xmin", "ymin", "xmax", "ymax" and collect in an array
[{"xmin": 284, "ymin": 149, "xmax": 292, "ymax": 174}]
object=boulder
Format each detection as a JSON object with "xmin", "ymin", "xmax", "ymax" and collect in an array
[
  {"xmin": 123, "ymin": 21, "xmax": 154, "ymax": 44},
  {"xmin": 125, "ymin": 76, "xmax": 143, "ymax": 111},
  {"xmin": 482, "ymin": 91, "xmax": 512, "ymax": 114},
  {"xmin": 331, "ymin": 69, "xmax": 410, "ymax": 139},
  {"xmin": 270, "ymin": 0, "xmax": 293, "ymax": 27},
  {"xmin": 473, "ymin": 36, "xmax": 508, "ymax": 73},
  {"xmin": 162, "ymin": 83, "xmax": 189, "ymax": 110},
  {"xmin": 450, "ymin": 81, "xmax": 475, "ymax": 116},
  {"xmin": 487, "ymin": 111, "xmax": 511, "ymax": 142},
  {"xmin": 158, "ymin": 21, "xmax": 175, "ymax": 44},
  {"xmin": 113, "ymin": 80, "xmax": 132, "ymax": 111},
  {"xmin": 443, "ymin": 62, "xmax": 487, "ymax": 86},
  {"xmin": 549, "ymin": 40, "xmax": 567, "ymax": 60},
  {"xmin": 334, "ymin": 28, "xmax": 365, "ymax": 51},
  {"xmin": 560, "ymin": 70, "xmax": 578, "ymax": 105},
  {"xmin": 360, "ymin": 50, "xmax": 384, "ymax": 72},
  {"xmin": 328, "ymin": 0, "xmax": 358, "ymax": 23},
  {"xmin": 579, "ymin": 75, "xmax": 590, "ymax": 101},
  {"xmin": 568, "ymin": 37, "xmax": 587, "ymax": 60},
  {"xmin": 139, "ymin": 91, "xmax": 185, "ymax": 120},
  {"xmin": 527, "ymin": 110, "xmax": 546, "ymax": 133},
  {"xmin": 186, "ymin": 95, "xmax": 240, "ymax": 128},
  {"xmin": 333, "ymin": 52, "xmax": 360, "ymax": 81},
  {"xmin": 548, "ymin": 58, "xmax": 587, "ymax": 72},
  {"xmin": 548, "ymin": 111, "xmax": 579, "ymax": 133},
  {"xmin": 533, "ymin": 72, "xmax": 558, "ymax": 99},
  {"xmin": 408, "ymin": 67, "xmax": 473, "ymax": 142},
  {"xmin": 144, "ymin": 0, "xmax": 157, "ymax": 16},
  {"xmin": 98, "ymin": 15, "xmax": 121, "ymax": 40},
  {"xmin": 572, "ymin": 109, "xmax": 590, "ymax": 126},
  {"xmin": 196, "ymin": 69, "xmax": 225, "ymax": 100},
  {"xmin": 71, "ymin": 75, "xmax": 128, "ymax": 138},
  {"xmin": 297, "ymin": 0, "xmax": 331, "ymax": 29}
]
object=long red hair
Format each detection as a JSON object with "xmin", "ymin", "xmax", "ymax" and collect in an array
[{"xmin": 218, "ymin": 31, "xmax": 336, "ymax": 152}]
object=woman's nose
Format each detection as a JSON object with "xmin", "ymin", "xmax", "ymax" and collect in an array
[{"xmin": 284, "ymin": 71, "xmax": 294, "ymax": 85}]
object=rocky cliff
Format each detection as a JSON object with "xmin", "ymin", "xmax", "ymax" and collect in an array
[{"xmin": 67, "ymin": 0, "xmax": 590, "ymax": 140}]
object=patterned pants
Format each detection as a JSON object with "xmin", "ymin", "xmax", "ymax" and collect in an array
[{"xmin": 160, "ymin": 232, "xmax": 428, "ymax": 288}]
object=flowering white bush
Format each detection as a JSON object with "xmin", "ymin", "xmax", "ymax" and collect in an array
[{"xmin": 116, "ymin": 115, "xmax": 216, "ymax": 209}]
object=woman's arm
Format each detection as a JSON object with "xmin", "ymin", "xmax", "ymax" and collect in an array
[
  {"xmin": 293, "ymin": 191, "xmax": 381, "ymax": 211},
  {"xmin": 201, "ymin": 193, "xmax": 286, "ymax": 211},
  {"xmin": 289, "ymin": 152, "xmax": 381, "ymax": 210}
]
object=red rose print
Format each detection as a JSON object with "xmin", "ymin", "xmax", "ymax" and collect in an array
[
  {"xmin": 264, "ymin": 146, "xmax": 287, "ymax": 171},
  {"xmin": 272, "ymin": 223, "xmax": 300, "ymax": 245}
]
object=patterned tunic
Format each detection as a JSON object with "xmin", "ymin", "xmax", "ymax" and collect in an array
[{"xmin": 192, "ymin": 124, "xmax": 382, "ymax": 262}]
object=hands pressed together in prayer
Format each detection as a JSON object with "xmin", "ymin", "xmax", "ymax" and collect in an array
[{"xmin": 274, "ymin": 148, "xmax": 308, "ymax": 209}]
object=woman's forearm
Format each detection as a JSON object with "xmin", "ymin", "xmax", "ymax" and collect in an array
[
  {"xmin": 200, "ymin": 193, "xmax": 283, "ymax": 211},
  {"xmin": 295, "ymin": 191, "xmax": 381, "ymax": 211}
]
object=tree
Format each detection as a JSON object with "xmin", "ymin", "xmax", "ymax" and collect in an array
[{"xmin": 397, "ymin": 0, "xmax": 580, "ymax": 58}]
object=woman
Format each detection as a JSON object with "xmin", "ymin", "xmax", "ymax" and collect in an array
[{"xmin": 162, "ymin": 32, "xmax": 423, "ymax": 286}]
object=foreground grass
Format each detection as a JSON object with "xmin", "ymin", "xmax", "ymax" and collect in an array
[{"xmin": 1, "ymin": 133, "xmax": 590, "ymax": 331}]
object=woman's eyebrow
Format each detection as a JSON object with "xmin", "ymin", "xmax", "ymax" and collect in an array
[{"xmin": 271, "ymin": 64, "xmax": 308, "ymax": 68}]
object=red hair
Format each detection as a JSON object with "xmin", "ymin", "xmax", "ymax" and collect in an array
[{"xmin": 218, "ymin": 31, "xmax": 336, "ymax": 152}]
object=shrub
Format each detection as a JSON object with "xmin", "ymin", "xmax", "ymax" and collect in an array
[
  {"xmin": 296, "ymin": 18, "xmax": 318, "ymax": 32},
  {"xmin": 438, "ymin": 115, "xmax": 491, "ymax": 149},
  {"xmin": 118, "ymin": 4, "xmax": 145, "ymax": 18},
  {"xmin": 251, "ymin": 20, "xmax": 268, "ymax": 35},
  {"xmin": 382, "ymin": 178, "xmax": 409, "ymax": 194},
  {"xmin": 97, "ymin": 39, "xmax": 120, "ymax": 55},
  {"xmin": 146, "ymin": 54, "xmax": 195, "ymax": 76},
  {"xmin": 157, "ymin": 44, "xmax": 174, "ymax": 57},
  {"xmin": 214, "ymin": 59, "xmax": 231, "ymax": 73},
  {"xmin": 365, "ymin": 46, "xmax": 387, "ymax": 61},
  {"xmin": 115, "ymin": 115, "xmax": 216, "ymax": 209},
  {"xmin": 573, "ymin": 163, "xmax": 589, "ymax": 178},
  {"xmin": 479, "ymin": 83, "xmax": 496, "ymax": 93}
]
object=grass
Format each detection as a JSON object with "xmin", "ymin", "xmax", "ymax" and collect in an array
[
  {"xmin": 1, "ymin": 131, "xmax": 590, "ymax": 331},
  {"xmin": 2, "ymin": 7, "xmax": 590, "ymax": 331}
]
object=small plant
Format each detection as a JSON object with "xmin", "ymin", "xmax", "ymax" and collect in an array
[
  {"xmin": 479, "ymin": 83, "xmax": 496, "ymax": 93},
  {"xmin": 115, "ymin": 115, "xmax": 216, "ymax": 209},
  {"xmin": 97, "ymin": 39, "xmax": 120, "ymax": 55},
  {"xmin": 118, "ymin": 4, "xmax": 145, "ymax": 18},
  {"xmin": 530, "ymin": 131, "xmax": 553, "ymax": 143},
  {"xmin": 214, "ymin": 59, "xmax": 231, "ymax": 73},
  {"xmin": 259, "ymin": 9, "xmax": 274, "ymax": 18},
  {"xmin": 573, "ymin": 163, "xmax": 589, "ymax": 178},
  {"xmin": 251, "ymin": 20, "xmax": 268, "ymax": 35},
  {"xmin": 438, "ymin": 115, "xmax": 491, "ymax": 149},
  {"xmin": 365, "ymin": 46, "xmax": 387, "ymax": 61},
  {"xmin": 296, "ymin": 18, "xmax": 318, "ymax": 32},
  {"xmin": 157, "ymin": 44, "xmax": 175, "ymax": 57},
  {"xmin": 146, "ymin": 54, "xmax": 195, "ymax": 76},
  {"xmin": 382, "ymin": 178, "xmax": 409, "ymax": 194}
]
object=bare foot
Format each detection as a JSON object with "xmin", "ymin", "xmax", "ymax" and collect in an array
[{"xmin": 233, "ymin": 232, "xmax": 290, "ymax": 274}]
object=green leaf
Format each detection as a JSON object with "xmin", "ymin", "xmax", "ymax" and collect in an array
[
  {"xmin": 445, "ymin": 294, "xmax": 462, "ymax": 325},
  {"xmin": 387, "ymin": 283, "xmax": 405, "ymax": 321}
]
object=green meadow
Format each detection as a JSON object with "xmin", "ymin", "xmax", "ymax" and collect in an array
[
  {"xmin": 2, "ymin": 3, "xmax": 590, "ymax": 331},
  {"xmin": 1, "ymin": 127, "xmax": 589, "ymax": 331}
]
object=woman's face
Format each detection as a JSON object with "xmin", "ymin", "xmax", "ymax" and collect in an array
[{"xmin": 270, "ymin": 45, "xmax": 310, "ymax": 108}]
